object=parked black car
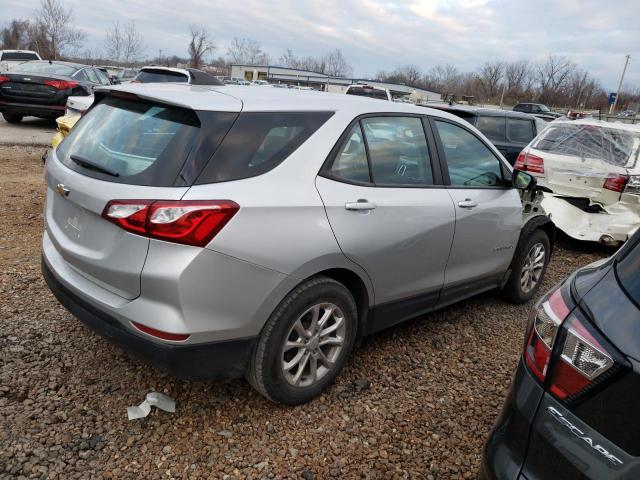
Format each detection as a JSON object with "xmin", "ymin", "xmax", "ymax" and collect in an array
[
  {"xmin": 0, "ymin": 61, "xmax": 108, "ymax": 123},
  {"xmin": 513, "ymin": 102, "xmax": 563, "ymax": 121},
  {"xmin": 428, "ymin": 105, "xmax": 546, "ymax": 164},
  {"xmin": 480, "ymin": 229, "xmax": 640, "ymax": 479}
]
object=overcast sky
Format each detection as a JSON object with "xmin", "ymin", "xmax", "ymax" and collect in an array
[{"xmin": 2, "ymin": 0, "xmax": 638, "ymax": 90}]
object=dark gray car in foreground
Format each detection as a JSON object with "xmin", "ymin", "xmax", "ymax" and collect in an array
[{"xmin": 480, "ymin": 229, "xmax": 640, "ymax": 479}]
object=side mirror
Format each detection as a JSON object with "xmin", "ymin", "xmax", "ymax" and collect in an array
[{"xmin": 512, "ymin": 169, "xmax": 537, "ymax": 190}]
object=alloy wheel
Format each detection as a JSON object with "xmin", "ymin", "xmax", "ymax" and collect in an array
[
  {"xmin": 521, "ymin": 242, "xmax": 546, "ymax": 293},
  {"xmin": 281, "ymin": 303, "xmax": 346, "ymax": 387}
]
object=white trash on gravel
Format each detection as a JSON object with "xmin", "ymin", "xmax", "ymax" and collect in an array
[{"xmin": 127, "ymin": 392, "xmax": 175, "ymax": 420}]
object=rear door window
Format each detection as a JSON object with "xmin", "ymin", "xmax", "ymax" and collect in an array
[
  {"xmin": 83, "ymin": 68, "xmax": 99, "ymax": 84},
  {"xmin": 56, "ymin": 96, "xmax": 204, "ymax": 186},
  {"xmin": 475, "ymin": 115, "xmax": 506, "ymax": 142},
  {"xmin": 361, "ymin": 116, "xmax": 433, "ymax": 186},
  {"xmin": 434, "ymin": 120, "xmax": 506, "ymax": 187},
  {"xmin": 507, "ymin": 118, "xmax": 535, "ymax": 143},
  {"xmin": 196, "ymin": 112, "xmax": 334, "ymax": 184}
]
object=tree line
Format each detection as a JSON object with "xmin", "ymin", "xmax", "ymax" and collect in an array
[
  {"xmin": 2, "ymin": 0, "xmax": 637, "ymax": 110},
  {"xmin": 376, "ymin": 58, "xmax": 639, "ymax": 110}
]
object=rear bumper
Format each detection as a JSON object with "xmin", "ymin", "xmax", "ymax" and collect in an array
[
  {"xmin": 42, "ymin": 257, "xmax": 256, "ymax": 380},
  {"xmin": 479, "ymin": 360, "xmax": 544, "ymax": 480},
  {"xmin": 0, "ymin": 100, "xmax": 64, "ymax": 117}
]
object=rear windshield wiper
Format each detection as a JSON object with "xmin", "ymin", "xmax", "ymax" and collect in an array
[{"xmin": 70, "ymin": 154, "xmax": 120, "ymax": 177}]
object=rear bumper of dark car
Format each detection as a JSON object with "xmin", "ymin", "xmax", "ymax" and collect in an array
[
  {"xmin": 478, "ymin": 360, "xmax": 544, "ymax": 480},
  {"xmin": 0, "ymin": 100, "xmax": 65, "ymax": 118},
  {"xmin": 41, "ymin": 257, "xmax": 255, "ymax": 381}
]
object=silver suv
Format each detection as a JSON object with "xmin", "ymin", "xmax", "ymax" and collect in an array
[{"xmin": 42, "ymin": 84, "xmax": 553, "ymax": 405}]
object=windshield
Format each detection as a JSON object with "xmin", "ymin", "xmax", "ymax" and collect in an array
[
  {"xmin": 12, "ymin": 62, "xmax": 77, "ymax": 76},
  {"xmin": 1, "ymin": 52, "xmax": 39, "ymax": 61},
  {"xmin": 56, "ymin": 96, "xmax": 201, "ymax": 186},
  {"xmin": 136, "ymin": 69, "xmax": 188, "ymax": 83},
  {"xmin": 346, "ymin": 87, "xmax": 388, "ymax": 100},
  {"xmin": 532, "ymin": 123, "xmax": 640, "ymax": 167},
  {"xmin": 539, "ymin": 105, "xmax": 551, "ymax": 112}
]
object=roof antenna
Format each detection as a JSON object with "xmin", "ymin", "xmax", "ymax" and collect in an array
[{"xmin": 49, "ymin": 59, "xmax": 52, "ymax": 64}]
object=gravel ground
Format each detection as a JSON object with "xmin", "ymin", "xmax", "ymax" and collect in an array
[{"xmin": 0, "ymin": 145, "xmax": 610, "ymax": 479}]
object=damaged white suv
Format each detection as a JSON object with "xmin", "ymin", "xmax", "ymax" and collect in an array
[{"xmin": 517, "ymin": 119, "xmax": 640, "ymax": 245}]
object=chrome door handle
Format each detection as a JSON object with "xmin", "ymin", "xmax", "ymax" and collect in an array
[
  {"xmin": 458, "ymin": 198, "xmax": 478, "ymax": 209},
  {"xmin": 345, "ymin": 199, "xmax": 377, "ymax": 211}
]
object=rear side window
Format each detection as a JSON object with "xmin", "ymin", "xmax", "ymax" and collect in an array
[
  {"xmin": 475, "ymin": 115, "xmax": 506, "ymax": 142},
  {"xmin": 1, "ymin": 52, "xmax": 39, "ymax": 61},
  {"xmin": 617, "ymin": 237, "xmax": 640, "ymax": 305},
  {"xmin": 507, "ymin": 118, "xmax": 535, "ymax": 143},
  {"xmin": 136, "ymin": 69, "xmax": 189, "ymax": 83},
  {"xmin": 196, "ymin": 112, "xmax": 334, "ymax": 184},
  {"xmin": 330, "ymin": 123, "xmax": 370, "ymax": 183},
  {"xmin": 434, "ymin": 120, "xmax": 506, "ymax": 187},
  {"xmin": 56, "ymin": 96, "xmax": 202, "ymax": 186}
]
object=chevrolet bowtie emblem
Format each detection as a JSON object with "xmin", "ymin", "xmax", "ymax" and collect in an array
[{"xmin": 56, "ymin": 183, "xmax": 70, "ymax": 197}]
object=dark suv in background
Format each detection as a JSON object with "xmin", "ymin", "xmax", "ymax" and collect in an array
[
  {"xmin": 429, "ymin": 105, "xmax": 547, "ymax": 164},
  {"xmin": 480, "ymin": 229, "xmax": 640, "ymax": 479},
  {"xmin": 513, "ymin": 102, "xmax": 563, "ymax": 121}
]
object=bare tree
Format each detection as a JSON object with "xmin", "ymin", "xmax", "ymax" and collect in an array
[
  {"xmin": 535, "ymin": 55, "xmax": 576, "ymax": 104},
  {"xmin": 477, "ymin": 60, "xmax": 504, "ymax": 100},
  {"xmin": 104, "ymin": 21, "xmax": 122, "ymax": 63},
  {"xmin": 226, "ymin": 37, "xmax": 269, "ymax": 65},
  {"xmin": 33, "ymin": 0, "xmax": 84, "ymax": 59},
  {"xmin": 122, "ymin": 21, "xmax": 145, "ymax": 64},
  {"xmin": 1, "ymin": 20, "xmax": 33, "ymax": 50},
  {"xmin": 279, "ymin": 48, "xmax": 298, "ymax": 68},
  {"xmin": 323, "ymin": 48, "xmax": 352, "ymax": 77},
  {"xmin": 188, "ymin": 25, "xmax": 214, "ymax": 69}
]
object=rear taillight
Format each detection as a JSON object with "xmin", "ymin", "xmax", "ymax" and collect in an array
[
  {"xmin": 603, "ymin": 174, "xmax": 629, "ymax": 193},
  {"xmin": 514, "ymin": 151, "xmax": 544, "ymax": 173},
  {"xmin": 0, "ymin": 75, "xmax": 9, "ymax": 83},
  {"xmin": 45, "ymin": 80, "xmax": 78, "ymax": 90},
  {"xmin": 102, "ymin": 200, "xmax": 239, "ymax": 247},
  {"xmin": 524, "ymin": 283, "xmax": 623, "ymax": 404},
  {"xmin": 524, "ymin": 287, "xmax": 569, "ymax": 382},
  {"xmin": 131, "ymin": 321, "xmax": 190, "ymax": 342}
]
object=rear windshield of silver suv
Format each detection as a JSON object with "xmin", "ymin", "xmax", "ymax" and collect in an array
[{"xmin": 56, "ymin": 95, "xmax": 333, "ymax": 186}]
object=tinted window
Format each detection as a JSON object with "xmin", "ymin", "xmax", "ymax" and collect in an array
[
  {"xmin": 12, "ymin": 61, "xmax": 77, "ymax": 76},
  {"xmin": 95, "ymin": 68, "xmax": 111, "ymax": 85},
  {"xmin": 330, "ymin": 123, "xmax": 370, "ymax": 183},
  {"xmin": 475, "ymin": 115, "xmax": 506, "ymax": 142},
  {"xmin": 507, "ymin": 118, "xmax": 535, "ymax": 143},
  {"xmin": 1, "ymin": 52, "xmax": 39, "ymax": 61},
  {"xmin": 196, "ymin": 112, "xmax": 334, "ymax": 184},
  {"xmin": 57, "ymin": 97, "xmax": 202, "ymax": 186},
  {"xmin": 83, "ymin": 68, "xmax": 99, "ymax": 84},
  {"xmin": 136, "ymin": 69, "xmax": 189, "ymax": 83},
  {"xmin": 346, "ymin": 87, "xmax": 388, "ymax": 100},
  {"xmin": 72, "ymin": 69, "xmax": 88, "ymax": 81},
  {"xmin": 617, "ymin": 237, "xmax": 640, "ymax": 305},
  {"xmin": 361, "ymin": 117, "xmax": 433, "ymax": 185},
  {"xmin": 434, "ymin": 120, "xmax": 505, "ymax": 187}
]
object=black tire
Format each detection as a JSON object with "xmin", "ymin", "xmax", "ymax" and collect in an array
[
  {"xmin": 246, "ymin": 276, "xmax": 357, "ymax": 405},
  {"xmin": 501, "ymin": 229, "xmax": 550, "ymax": 304},
  {"xmin": 2, "ymin": 113, "xmax": 23, "ymax": 124}
]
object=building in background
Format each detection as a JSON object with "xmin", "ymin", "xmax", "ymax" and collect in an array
[{"xmin": 229, "ymin": 64, "xmax": 441, "ymax": 103}]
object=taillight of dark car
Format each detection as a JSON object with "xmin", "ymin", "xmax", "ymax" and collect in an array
[
  {"xmin": 0, "ymin": 75, "xmax": 10, "ymax": 83},
  {"xmin": 515, "ymin": 151, "xmax": 544, "ymax": 173},
  {"xmin": 102, "ymin": 200, "xmax": 239, "ymax": 247},
  {"xmin": 523, "ymin": 283, "xmax": 625, "ymax": 404},
  {"xmin": 44, "ymin": 79, "xmax": 79, "ymax": 90}
]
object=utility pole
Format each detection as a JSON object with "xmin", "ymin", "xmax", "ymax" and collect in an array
[
  {"xmin": 499, "ymin": 82, "xmax": 507, "ymax": 109},
  {"xmin": 610, "ymin": 54, "xmax": 630, "ymax": 114}
]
